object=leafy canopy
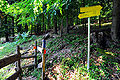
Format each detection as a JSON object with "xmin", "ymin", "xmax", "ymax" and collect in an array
[{"xmin": 0, "ymin": 0, "xmax": 66, "ymax": 25}]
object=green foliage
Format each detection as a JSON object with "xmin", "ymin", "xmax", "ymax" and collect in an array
[
  {"xmin": 31, "ymin": 69, "xmax": 42, "ymax": 80},
  {"xmin": 0, "ymin": 0, "xmax": 65, "ymax": 25},
  {"xmin": 0, "ymin": 64, "xmax": 15, "ymax": 80},
  {"xmin": 0, "ymin": 32, "xmax": 37, "ymax": 59},
  {"xmin": 0, "ymin": 0, "xmax": 113, "ymax": 36},
  {"xmin": 15, "ymin": 31, "xmax": 30, "ymax": 40},
  {"xmin": 0, "ymin": 0, "xmax": 9, "ymax": 12}
]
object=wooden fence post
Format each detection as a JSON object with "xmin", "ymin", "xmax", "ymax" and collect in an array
[
  {"xmin": 16, "ymin": 45, "xmax": 22, "ymax": 80},
  {"xmin": 42, "ymin": 39, "xmax": 46, "ymax": 80},
  {"xmin": 35, "ymin": 41, "xmax": 37, "ymax": 68}
]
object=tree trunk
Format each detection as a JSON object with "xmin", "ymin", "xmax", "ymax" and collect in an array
[
  {"xmin": 0, "ymin": 17, "xmax": 1, "ymax": 28},
  {"xmin": 99, "ymin": 15, "xmax": 101, "ymax": 28},
  {"xmin": 34, "ymin": 24, "xmax": 36, "ymax": 35},
  {"xmin": 45, "ymin": 25, "xmax": 46, "ymax": 33},
  {"xmin": 12, "ymin": 17, "xmax": 14, "ymax": 37},
  {"xmin": 5, "ymin": 16, "xmax": 9, "ymax": 42},
  {"xmin": 76, "ymin": 8, "xmax": 79, "ymax": 25},
  {"xmin": 36, "ymin": 23, "xmax": 39, "ymax": 35},
  {"xmin": 39, "ymin": 22, "xmax": 41, "ymax": 34},
  {"xmin": 66, "ymin": 13, "xmax": 69, "ymax": 33},
  {"xmin": 19, "ymin": 24, "xmax": 22, "ymax": 33},
  {"xmin": 16, "ymin": 15, "xmax": 21, "ymax": 33},
  {"xmin": 12, "ymin": 17, "xmax": 14, "ymax": 41},
  {"xmin": 25, "ymin": 23, "xmax": 28, "ymax": 32},
  {"xmin": 96, "ymin": 15, "xmax": 102, "ymax": 43},
  {"xmin": 70, "ymin": 17, "xmax": 73, "ymax": 26},
  {"xmin": 43, "ymin": 13, "xmax": 45, "ymax": 31},
  {"xmin": 83, "ymin": 0, "xmax": 86, "ymax": 34},
  {"xmin": 60, "ymin": 17, "xmax": 63, "ymax": 37},
  {"xmin": 31, "ymin": 25, "xmax": 33, "ymax": 34},
  {"xmin": 111, "ymin": 0, "xmax": 120, "ymax": 42},
  {"xmin": 48, "ymin": 13, "xmax": 50, "ymax": 29},
  {"xmin": 17, "ymin": 24, "xmax": 22, "ymax": 33},
  {"xmin": 54, "ymin": 15, "xmax": 57, "ymax": 34},
  {"xmin": 37, "ymin": 15, "xmax": 41, "ymax": 34}
]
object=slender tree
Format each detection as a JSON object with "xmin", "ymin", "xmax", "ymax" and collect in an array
[
  {"xmin": 5, "ymin": 15, "xmax": 9, "ymax": 42},
  {"xmin": 60, "ymin": 17, "xmax": 63, "ymax": 37},
  {"xmin": 47, "ymin": 13, "xmax": 50, "ymax": 29},
  {"xmin": 12, "ymin": 17, "xmax": 14, "ymax": 38},
  {"xmin": 54, "ymin": 15, "xmax": 57, "ymax": 34},
  {"xmin": 66, "ymin": 12, "xmax": 69, "ymax": 33},
  {"xmin": 25, "ymin": 23, "xmax": 28, "ymax": 32},
  {"xmin": 111, "ymin": 0, "xmax": 120, "ymax": 42}
]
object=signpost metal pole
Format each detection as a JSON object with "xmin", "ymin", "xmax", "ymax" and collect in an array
[{"xmin": 87, "ymin": 17, "xmax": 90, "ymax": 72}]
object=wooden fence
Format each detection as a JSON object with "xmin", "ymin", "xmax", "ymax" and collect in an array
[
  {"xmin": 0, "ymin": 41, "xmax": 38, "ymax": 80},
  {"xmin": 0, "ymin": 34, "xmax": 50, "ymax": 80}
]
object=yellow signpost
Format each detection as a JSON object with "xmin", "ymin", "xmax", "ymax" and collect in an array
[
  {"xmin": 78, "ymin": 5, "xmax": 102, "ymax": 19},
  {"xmin": 78, "ymin": 5, "xmax": 102, "ymax": 72}
]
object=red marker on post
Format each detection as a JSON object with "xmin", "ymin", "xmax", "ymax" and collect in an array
[
  {"xmin": 33, "ymin": 46, "xmax": 36, "ymax": 49},
  {"xmin": 44, "ymin": 49, "xmax": 46, "ymax": 54}
]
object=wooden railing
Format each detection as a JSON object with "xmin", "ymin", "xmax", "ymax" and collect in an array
[
  {"xmin": 0, "ymin": 46, "xmax": 21, "ymax": 80},
  {"xmin": 0, "ymin": 34, "xmax": 50, "ymax": 80},
  {"xmin": 0, "ymin": 41, "xmax": 38, "ymax": 80}
]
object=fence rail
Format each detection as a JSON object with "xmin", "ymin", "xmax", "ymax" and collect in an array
[
  {"xmin": 6, "ymin": 70, "xmax": 20, "ymax": 80},
  {"xmin": 0, "ymin": 54, "xmax": 20, "ymax": 69},
  {"xmin": 0, "ymin": 34, "xmax": 50, "ymax": 80},
  {"xmin": 0, "ymin": 42, "xmax": 38, "ymax": 80}
]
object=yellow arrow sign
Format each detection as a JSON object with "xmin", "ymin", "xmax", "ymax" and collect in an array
[{"xmin": 78, "ymin": 5, "xmax": 102, "ymax": 19}]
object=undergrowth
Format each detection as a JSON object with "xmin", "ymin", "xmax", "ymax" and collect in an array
[
  {"xmin": 0, "ymin": 32, "xmax": 119, "ymax": 80},
  {"xmin": 0, "ymin": 32, "xmax": 39, "ymax": 59}
]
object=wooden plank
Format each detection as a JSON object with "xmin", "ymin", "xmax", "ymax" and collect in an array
[
  {"xmin": 6, "ymin": 70, "xmax": 20, "ymax": 80},
  {"xmin": 0, "ymin": 54, "xmax": 20, "ymax": 69},
  {"xmin": 21, "ymin": 55, "xmax": 36, "ymax": 59},
  {"xmin": 22, "ymin": 64, "xmax": 35, "ymax": 69},
  {"xmin": 21, "ymin": 47, "xmax": 31, "ymax": 55}
]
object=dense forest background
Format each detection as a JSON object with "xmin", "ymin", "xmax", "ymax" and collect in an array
[{"xmin": 0, "ymin": 0, "xmax": 115, "ymax": 41}]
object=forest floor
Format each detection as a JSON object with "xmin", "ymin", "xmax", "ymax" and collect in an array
[{"xmin": 0, "ymin": 25, "xmax": 120, "ymax": 80}]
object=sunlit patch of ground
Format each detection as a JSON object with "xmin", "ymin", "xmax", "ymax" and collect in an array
[
  {"xmin": 0, "ymin": 46, "xmax": 4, "ymax": 50},
  {"xmin": 46, "ymin": 64, "xmax": 91, "ymax": 80}
]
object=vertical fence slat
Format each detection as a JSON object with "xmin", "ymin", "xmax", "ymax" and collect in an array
[
  {"xmin": 35, "ymin": 41, "xmax": 37, "ymax": 68},
  {"xmin": 17, "ymin": 45, "xmax": 22, "ymax": 80}
]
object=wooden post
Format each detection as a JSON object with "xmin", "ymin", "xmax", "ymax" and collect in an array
[
  {"xmin": 42, "ymin": 39, "xmax": 46, "ymax": 80},
  {"xmin": 16, "ymin": 45, "xmax": 22, "ymax": 80},
  {"xmin": 35, "ymin": 41, "xmax": 37, "ymax": 68}
]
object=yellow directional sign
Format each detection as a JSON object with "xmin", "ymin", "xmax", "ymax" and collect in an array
[{"xmin": 78, "ymin": 5, "xmax": 102, "ymax": 19}]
